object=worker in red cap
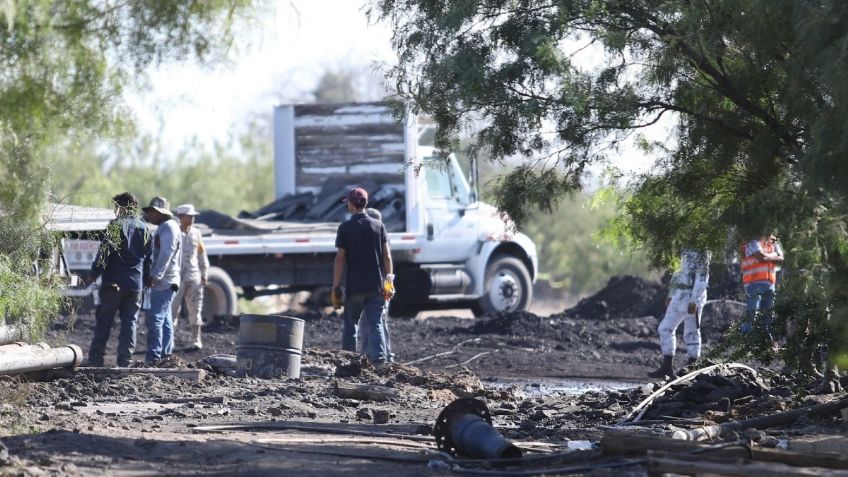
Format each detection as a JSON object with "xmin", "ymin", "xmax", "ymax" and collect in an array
[{"xmin": 331, "ymin": 187, "xmax": 394, "ymax": 363}]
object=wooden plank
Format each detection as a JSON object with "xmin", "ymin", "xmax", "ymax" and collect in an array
[
  {"xmin": 80, "ymin": 367, "xmax": 207, "ymax": 382},
  {"xmin": 334, "ymin": 381, "xmax": 399, "ymax": 402},
  {"xmin": 294, "ymin": 102, "xmax": 399, "ymax": 117},
  {"xmin": 296, "ymin": 173, "xmax": 405, "ymax": 189},
  {"xmin": 647, "ymin": 450, "xmax": 848, "ymax": 477},
  {"xmin": 602, "ymin": 430, "xmax": 848, "ymax": 470},
  {"xmin": 295, "ymin": 133, "xmax": 404, "ymax": 147}
]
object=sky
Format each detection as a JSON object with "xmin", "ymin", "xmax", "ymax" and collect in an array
[
  {"xmin": 129, "ymin": 0, "xmax": 664, "ymax": 177},
  {"xmin": 128, "ymin": 1, "xmax": 396, "ymax": 150}
]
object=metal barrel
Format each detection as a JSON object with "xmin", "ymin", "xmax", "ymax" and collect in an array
[{"xmin": 236, "ymin": 315, "xmax": 304, "ymax": 378}]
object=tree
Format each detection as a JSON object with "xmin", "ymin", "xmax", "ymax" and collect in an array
[
  {"xmin": 0, "ymin": 0, "xmax": 258, "ymax": 333},
  {"xmin": 313, "ymin": 70, "xmax": 360, "ymax": 103},
  {"xmin": 372, "ymin": 0, "xmax": 848, "ymax": 373}
]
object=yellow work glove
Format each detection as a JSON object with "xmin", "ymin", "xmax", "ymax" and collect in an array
[
  {"xmin": 331, "ymin": 287, "xmax": 344, "ymax": 310},
  {"xmin": 382, "ymin": 273, "xmax": 395, "ymax": 301}
]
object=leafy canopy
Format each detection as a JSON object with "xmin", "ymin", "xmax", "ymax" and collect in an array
[
  {"xmin": 373, "ymin": 0, "xmax": 848, "ymax": 370},
  {"xmin": 0, "ymin": 0, "xmax": 258, "ymax": 331}
]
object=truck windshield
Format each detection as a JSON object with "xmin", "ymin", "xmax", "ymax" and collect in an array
[{"xmin": 422, "ymin": 156, "xmax": 472, "ymax": 207}]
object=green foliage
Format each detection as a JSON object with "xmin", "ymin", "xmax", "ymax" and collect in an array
[
  {"xmin": 0, "ymin": 0, "xmax": 259, "ymax": 338},
  {"xmin": 373, "ymin": 0, "xmax": 848, "ymax": 374},
  {"xmin": 49, "ymin": 120, "xmax": 274, "ymax": 215},
  {"xmin": 0, "ymin": 219, "xmax": 63, "ymax": 337},
  {"xmin": 523, "ymin": 189, "xmax": 652, "ymax": 295}
]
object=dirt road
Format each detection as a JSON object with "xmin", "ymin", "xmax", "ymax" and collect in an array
[{"xmin": 4, "ymin": 276, "xmax": 846, "ymax": 476}]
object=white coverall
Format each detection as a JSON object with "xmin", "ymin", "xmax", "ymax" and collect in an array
[
  {"xmin": 658, "ymin": 250, "xmax": 710, "ymax": 359},
  {"xmin": 171, "ymin": 227, "xmax": 209, "ymax": 331}
]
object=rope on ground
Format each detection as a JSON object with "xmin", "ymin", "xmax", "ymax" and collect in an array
[
  {"xmin": 445, "ymin": 351, "xmax": 493, "ymax": 369},
  {"xmin": 402, "ymin": 337, "xmax": 482, "ymax": 366},
  {"xmin": 619, "ymin": 363, "xmax": 759, "ymax": 424}
]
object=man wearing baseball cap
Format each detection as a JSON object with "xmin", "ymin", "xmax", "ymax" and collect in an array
[
  {"xmin": 332, "ymin": 187, "xmax": 393, "ymax": 363},
  {"xmin": 171, "ymin": 203, "xmax": 209, "ymax": 351},
  {"xmin": 142, "ymin": 196, "xmax": 181, "ymax": 364}
]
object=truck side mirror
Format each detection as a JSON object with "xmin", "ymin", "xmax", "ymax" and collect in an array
[{"xmin": 427, "ymin": 223, "xmax": 434, "ymax": 241}]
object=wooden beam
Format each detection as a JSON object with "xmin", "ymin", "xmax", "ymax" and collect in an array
[
  {"xmin": 647, "ymin": 450, "xmax": 848, "ymax": 477},
  {"xmin": 602, "ymin": 430, "xmax": 848, "ymax": 470},
  {"xmin": 334, "ymin": 381, "xmax": 399, "ymax": 402},
  {"xmin": 80, "ymin": 367, "xmax": 207, "ymax": 382}
]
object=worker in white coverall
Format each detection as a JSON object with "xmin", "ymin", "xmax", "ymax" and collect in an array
[
  {"xmin": 171, "ymin": 204, "xmax": 210, "ymax": 351},
  {"xmin": 648, "ymin": 250, "xmax": 710, "ymax": 378}
]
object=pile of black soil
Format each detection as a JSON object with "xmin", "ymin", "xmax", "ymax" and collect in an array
[{"xmin": 565, "ymin": 275, "xmax": 666, "ymax": 320}]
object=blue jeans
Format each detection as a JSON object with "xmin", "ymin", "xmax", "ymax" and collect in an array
[
  {"xmin": 146, "ymin": 286, "xmax": 176, "ymax": 363},
  {"xmin": 88, "ymin": 285, "xmax": 141, "ymax": 367},
  {"xmin": 745, "ymin": 282, "xmax": 776, "ymax": 313},
  {"xmin": 342, "ymin": 293, "xmax": 388, "ymax": 363}
]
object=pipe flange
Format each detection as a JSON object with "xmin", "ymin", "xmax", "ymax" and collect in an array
[{"xmin": 433, "ymin": 397, "xmax": 492, "ymax": 456}]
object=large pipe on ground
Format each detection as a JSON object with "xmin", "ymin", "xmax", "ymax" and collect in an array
[
  {"xmin": 0, "ymin": 344, "xmax": 83, "ymax": 375},
  {"xmin": 0, "ymin": 342, "xmax": 50, "ymax": 354},
  {"xmin": 434, "ymin": 398, "xmax": 523, "ymax": 460}
]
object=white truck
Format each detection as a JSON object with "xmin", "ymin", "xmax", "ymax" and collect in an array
[{"xmin": 198, "ymin": 102, "xmax": 538, "ymax": 318}]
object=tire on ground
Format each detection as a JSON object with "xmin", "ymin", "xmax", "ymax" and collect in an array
[
  {"xmin": 474, "ymin": 255, "xmax": 533, "ymax": 317},
  {"xmin": 202, "ymin": 267, "xmax": 238, "ymax": 320}
]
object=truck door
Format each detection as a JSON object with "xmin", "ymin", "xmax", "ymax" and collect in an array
[{"xmin": 416, "ymin": 158, "xmax": 478, "ymax": 262}]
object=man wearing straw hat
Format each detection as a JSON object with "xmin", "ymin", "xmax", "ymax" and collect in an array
[{"xmin": 142, "ymin": 196, "xmax": 181, "ymax": 365}]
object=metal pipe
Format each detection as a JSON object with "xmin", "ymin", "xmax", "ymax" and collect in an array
[
  {"xmin": 0, "ymin": 344, "xmax": 83, "ymax": 375},
  {"xmin": 0, "ymin": 342, "xmax": 50, "ymax": 354},
  {"xmin": 434, "ymin": 398, "xmax": 523, "ymax": 460}
]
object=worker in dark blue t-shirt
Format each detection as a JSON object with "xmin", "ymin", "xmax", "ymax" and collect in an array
[{"xmin": 332, "ymin": 187, "xmax": 394, "ymax": 363}]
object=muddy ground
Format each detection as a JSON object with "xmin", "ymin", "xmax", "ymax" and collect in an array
[{"xmin": 1, "ymin": 276, "xmax": 847, "ymax": 476}]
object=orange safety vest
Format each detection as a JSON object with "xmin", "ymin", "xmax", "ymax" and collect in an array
[{"xmin": 741, "ymin": 239, "xmax": 777, "ymax": 285}]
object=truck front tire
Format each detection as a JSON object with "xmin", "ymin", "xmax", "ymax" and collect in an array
[
  {"xmin": 203, "ymin": 267, "xmax": 238, "ymax": 320},
  {"xmin": 474, "ymin": 255, "xmax": 532, "ymax": 317}
]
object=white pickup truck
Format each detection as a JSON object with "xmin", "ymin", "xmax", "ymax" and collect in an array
[{"xmin": 197, "ymin": 102, "xmax": 538, "ymax": 318}]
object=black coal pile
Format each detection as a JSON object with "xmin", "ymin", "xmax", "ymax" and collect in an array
[
  {"xmin": 468, "ymin": 311, "xmax": 549, "ymax": 335},
  {"xmin": 565, "ymin": 275, "xmax": 666, "ymax": 320},
  {"xmin": 633, "ymin": 366, "xmax": 787, "ymax": 421},
  {"xmin": 198, "ymin": 178, "xmax": 407, "ymax": 233}
]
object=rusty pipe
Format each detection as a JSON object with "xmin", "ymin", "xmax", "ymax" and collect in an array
[{"xmin": 0, "ymin": 344, "xmax": 83, "ymax": 375}]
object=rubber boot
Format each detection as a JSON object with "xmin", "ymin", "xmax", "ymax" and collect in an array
[
  {"xmin": 190, "ymin": 325, "xmax": 203, "ymax": 351},
  {"xmin": 647, "ymin": 355, "xmax": 674, "ymax": 379}
]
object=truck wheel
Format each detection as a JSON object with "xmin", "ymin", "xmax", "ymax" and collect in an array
[
  {"xmin": 203, "ymin": 267, "xmax": 238, "ymax": 320},
  {"xmin": 389, "ymin": 300, "xmax": 420, "ymax": 319},
  {"xmin": 474, "ymin": 255, "xmax": 532, "ymax": 317}
]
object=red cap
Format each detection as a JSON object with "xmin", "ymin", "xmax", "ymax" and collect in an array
[{"xmin": 342, "ymin": 187, "xmax": 368, "ymax": 207}]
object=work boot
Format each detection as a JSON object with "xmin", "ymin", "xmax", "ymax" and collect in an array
[
  {"xmin": 647, "ymin": 355, "xmax": 674, "ymax": 379},
  {"xmin": 189, "ymin": 325, "xmax": 203, "ymax": 351}
]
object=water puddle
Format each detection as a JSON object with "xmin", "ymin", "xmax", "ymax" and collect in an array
[{"xmin": 485, "ymin": 376, "xmax": 645, "ymax": 396}]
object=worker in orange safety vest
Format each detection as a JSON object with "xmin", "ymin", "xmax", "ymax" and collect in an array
[{"xmin": 740, "ymin": 235, "xmax": 784, "ymax": 336}]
